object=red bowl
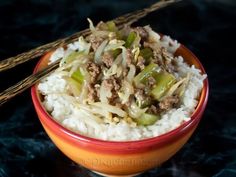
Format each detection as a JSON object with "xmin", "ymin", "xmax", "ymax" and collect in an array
[{"xmin": 31, "ymin": 44, "xmax": 209, "ymax": 177}]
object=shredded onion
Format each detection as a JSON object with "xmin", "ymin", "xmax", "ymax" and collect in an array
[
  {"xmin": 103, "ymin": 64, "xmax": 118, "ymax": 79},
  {"xmin": 103, "ymin": 54, "xmax": 123, "ymax": 78},
  {"xmin": 132, "ymin": 47, "xmax": 140, "ymax": 63},
  {"xmin": 116, "ymin": 66, "xmax": 123, "ymax": 78},
  {"xmin": 118, "ymin": 80, "xmax": 134, "ymax": 104},
  {"xmin": 91, "ymin": 102, "xmax": 127, "ymax": 117},
  {"xmin": 99, "ymin": 81, "xmax": 110, "ymax": 103},
  {"xmin": 104, "ymin": 39, "xmax": 125, "ymax": 51},
  {"xmin": 78, "ymin": 36, "xmax": 91, "ymax": 54},
  {"xmin": 119, "ymin": 46, "xmax": 127, "ymax": 67},
  {"xmin": 79, "ymin": 82, "xmax": 88, "ymax": 104},
  {"xmin": 77, "ymin": 109, "xmax": 102, "ymax": 130},
  {"xmin": 94, "ymin": 39, "xmax": 108, "ymax": 64},
  {"xmin": 161, "ymin": 78, "xmax": 186, "ymax": 100},
  {"xmin": 126, "ymin": 64, "xmax": 136, "ymax": 82},
  {"xmin": 176, "ymin": 73, "xmax": 191, "ymax": 98},
  {"xmin": 77, "ymin": 104, "xmax": 110, "ymax": 119}
]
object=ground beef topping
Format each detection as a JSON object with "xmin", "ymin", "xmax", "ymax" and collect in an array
[
  {"xmin": 159, "ymin": 96, "xmax": 179, "ymax": 110},
  {"xmin": 102, "ymin": 52, "xmax": 114, "ymax": 68},
  {"xmin": 126, "ymin": 49, "xmax": 133, "ymax": 66},
  {"xmin": 102, "ymin": 76, "xmax": 121, "ymax": 103},
  {"xmin": 88, "ymin": 34, "xmax": 104, "ymax": 51},
  {"xmin": 86, "ymin": 61, "xmax": 101, "ymax": 83},
  {"xmin": 87, "ymin": 83, "xmax": 98, "ymax": 102}
]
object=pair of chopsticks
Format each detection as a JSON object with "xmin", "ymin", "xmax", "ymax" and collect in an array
[{"xmin": 0, "ymin": 0, "xmax": 182, "ymax": 106}]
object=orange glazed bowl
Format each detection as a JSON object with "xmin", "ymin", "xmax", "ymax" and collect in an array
[{"xmin": 31, "ymin": 44, "xmax": 209, "ymax": 177}]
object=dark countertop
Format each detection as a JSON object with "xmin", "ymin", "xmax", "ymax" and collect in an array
[{"xmin": 0, "ymin": 0, "xmax": 236, "ymax": 177}]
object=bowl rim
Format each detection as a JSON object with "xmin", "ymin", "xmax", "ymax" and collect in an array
[{"xmin": 31, "ymin": 44, "xmax": 209, "ymax": 148}]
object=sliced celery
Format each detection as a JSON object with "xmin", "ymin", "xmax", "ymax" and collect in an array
[
  {"xmin": 134, "ymin": 63, "xmax": 159, "ymax": 86},
  {"xmin": 140, "ymin": 48, "xmax": 153, "ymax": 61},
  {"xmin": 151, "ymin": 72, "xmax": 176, "ymax": 101},
  {"xmin": 71, "ymin": 68, "xmax": 84, "ymax": 83},
  {"xmin": 125, "ymin": 31, "xmax": 136, "ymax": 48},
  {"xmin": 136, "ymin": 113, "xmax": 160, "ymax": 126}
]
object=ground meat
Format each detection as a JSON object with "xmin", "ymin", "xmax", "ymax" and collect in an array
[
  {"xmin": 102, "ymin": 52, "xmax": 113, "ymax": 68},
  {"xmin": 153, "ymin": 49, "xmax": 164, "ymax": 66},
  {"xmin": 102, "ymin": 76, "xmax": 121, "ymax": 103},
  {"xmin": 86, "ymin": 61, "xmax": 101, "ymax": 83},
  {"xmin": 126, "ymin": 49, "xmax": 133, "ymax": 66},
  {"xmin": 135, "ymin": 27, "xmax": 148, "ymax": 41},
  {"xmin": 88, "ymin": 34, "xmax": 104, "ymax": 51},
  {"xmin": 87, "ymin": 83, "xmax": 98, "ymax": 102},
  {"xmin": 161, "ymin": 48, "xmax": 173, "ymax": 64},
  {"xmin": 104, "ymin": 76, "xmax": 121, "ymax": 91},
  {"xmin": 161, "ymin": 48, "xmax": 175, "ymax": 73},
  {"xmin": 152, "ymin": 47, "xmax": 175, "ymax": 72},
  {"xmin": 147, "ymin": 76, "xmax": 156, "ymax": 88},
  {"xmin": 137, "ymin": 56, "xmax": 145, "ymax": 70},
  {"xmin": 159, "ymin": 96, "xmax": 179, "ymax": 110},
  {"xmin": 147, "ymin": 105, "xmax": 161, "ymax": 114}
]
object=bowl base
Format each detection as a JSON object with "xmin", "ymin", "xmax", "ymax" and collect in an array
[{"xmin": 92, "ymin": 170, "xmax": 141, "ymax": 177}]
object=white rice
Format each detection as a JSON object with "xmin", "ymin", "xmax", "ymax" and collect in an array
[{"xmin": 38, "ymin": 36, "xmax": 206, "ymax": 141}]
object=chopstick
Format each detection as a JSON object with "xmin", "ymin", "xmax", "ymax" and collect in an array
[
  {"xmin": 0, "ymin": 0, "xmax": 180, "ymax": 72},
  {"xmin": 0, "ymin": 60, "xmax": 60, "ymax": 106},
  {"xmin": 0, "ymin": 0, "xmax": 182, "ymax": 106}
]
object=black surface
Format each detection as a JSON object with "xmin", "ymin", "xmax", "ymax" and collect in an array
[{"xmin": 0, "ymin": 0, "xmax": 236, "ymax": 177}]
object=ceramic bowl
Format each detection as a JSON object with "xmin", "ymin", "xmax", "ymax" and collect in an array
[{"xmin": 31, "ymin": 43, "xmax": 209, "ymax": 177}]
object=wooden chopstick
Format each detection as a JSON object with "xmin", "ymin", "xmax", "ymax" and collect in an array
[
  {"xmin": 0, "ymin": 60, "xmax": 60, "ymax": 106},
  {"xmin": 0, "ymin": 0, "xmax": 180, "ymax": 72},
  {"xmin": 0, "ymin": 0, "xmax": 182, "ymax": 106}
]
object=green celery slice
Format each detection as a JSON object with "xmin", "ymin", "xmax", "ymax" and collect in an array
[
  {"xmin": 140, "ymin": 48, "xmax": 153, "ymax": 61},
  {"xmin": 136, "ymin": 113, "xmax": 160, "ymax": 126},
  {"xmin": 151, "ymin": 72, "xmax": 176, "ymax": 101},
  {"xmin": 134, "ymin": 63, "xmax": 159, "ymax": 86},
  {"xmin": 71, "ymin": 68, "xmax": 84, "ymax": 84},
  {"xmin": 125, "ymin": 31, "xmax": 136, "ymax": 48}
]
